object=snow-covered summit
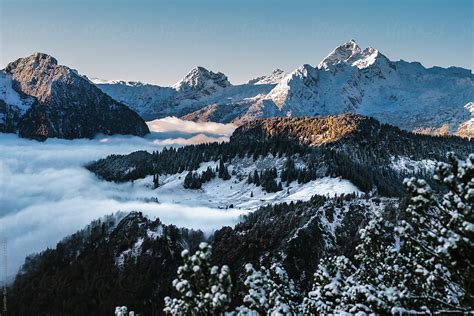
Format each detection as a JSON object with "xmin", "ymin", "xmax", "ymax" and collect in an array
[
  {"xmin": 318, "ymin": 39, "xmax": 361, "ymax": 68},
  {"xmin": 248, "ymin": 69, "xmax": 287, "ymax": 85},
  {"xmin": 318, "ymin": 40, "xmax": 390, "ymax": 70},
  {"xmin": 266, "ymin": 64, "xmax": 319, "ymax": 110},
  {"xmin": 172, "ymin": 66, "xmax": 231, "ymax": 95}
]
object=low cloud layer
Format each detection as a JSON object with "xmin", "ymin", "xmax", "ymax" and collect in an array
[
  {"xmin": 0, "ymin": 118, "xmax": 239, "ymax": 278},
  {"xmin": 147, "ymin": 116, "xmax": 237, "ymax": 136}
]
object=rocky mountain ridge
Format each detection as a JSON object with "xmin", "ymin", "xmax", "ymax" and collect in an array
[{"xmin": 0, "ymin": 52, "xmax": 149, "ymax": 140}]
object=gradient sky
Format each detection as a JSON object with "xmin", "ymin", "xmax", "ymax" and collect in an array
[{"xmin": 1, "ymin": 0, "xmax": 472, "ymax": 85}]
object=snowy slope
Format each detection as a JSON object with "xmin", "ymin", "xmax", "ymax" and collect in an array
[
  {"xmin": 0, "ymin": 70, "xmax": 35, "ymax": 114},
  {"xmin": 247, "ymin": 69, "xmax": 287, "ymax": 85},
  {"xmin": 456, "ymin": 102, "xmax": 474, "ymax": 138},
  {"xmin": 0, "ymin": 70, "xmax": 36, "ymax": 132},
  {"xmin": 130, "ymin": 155, "xmax": 360, "ymax": 211}
]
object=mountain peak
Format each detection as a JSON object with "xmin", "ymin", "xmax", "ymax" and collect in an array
[
  {"xmin": 318, "ymin": 40, "xmax": 389, "ymax": 70},
  {"xmin": 1, "ymin": 52, "xmax": 149, "ymax": 139},
  {"xmin": 4, "ymin": 52, "xmax": 58, "ymax": 73},
  {"xmin": 172, "ymin": 66, "xmax": 231, "ymax": 95},
  {"xmin": 318, "ymin": 40, "xmax": 362, "ymax": 68},
  {"xmin": 248, "ymin": 68, "xmax": 287, "ymax": 85},
  {"xmin": 30, "ymin": 52, "xmax": 58, "ymax": 65}
]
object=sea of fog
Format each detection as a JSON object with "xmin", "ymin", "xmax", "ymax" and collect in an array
[{"xmin": 0, "ymin": 117, "xmax": 239, "ymax": 278}]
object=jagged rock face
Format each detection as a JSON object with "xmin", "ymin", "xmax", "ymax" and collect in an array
[{"xmin": 1, "ymin": 53, "xmax": 149, "ymax": 140}]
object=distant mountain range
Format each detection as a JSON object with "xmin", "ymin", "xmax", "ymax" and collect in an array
[
  {"xmin": 1, "ymin": 40, "xmax": 472, "ymax": 140},
  {"xmin": 0, "ymin": 53, "xmax": 149, "ymax": 140},
  {"xmin": 93, "ymin": 40, "xmax": 473, "ymax": 137}
]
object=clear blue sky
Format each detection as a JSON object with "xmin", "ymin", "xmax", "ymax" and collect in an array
[{"xmin": 1, "ymin": 0, "xmax": 472, "ymax": 85}]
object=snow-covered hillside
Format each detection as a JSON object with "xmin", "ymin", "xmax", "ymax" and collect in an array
[
  {"xmin": 94, "ymin": 40, "xmax": 473, "ymax": 136},
  {"xmin": 132, "ymin": 155, "xmax": 360, "ymax": 211}
]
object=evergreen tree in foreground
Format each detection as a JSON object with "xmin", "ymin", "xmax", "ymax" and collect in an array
[
  {"xmin": 163, "ymin": 243, "xmax": 232, "ymax": 315},
  {"xmin": 236, "ymin": 263, "xmax": 300, "ymax": 315},
  {"xmin": 302, "ymin": 256, "xmax": 356, "ymax": 314}
]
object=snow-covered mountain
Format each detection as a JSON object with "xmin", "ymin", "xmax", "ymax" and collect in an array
[
  {"xmin": 254, "ymin": 40, "xmax": 473, "ymax": 136},
  {"xmin": 0, "ymin": 53, "xmax": 149, "ymax": 140},
  {"xmin": 95, "ymin": 40, "xmax": 473, "ymax": 136},
  {"xmin": 94, "ymin": 67, "xmax": 276, "ymax": 121}
]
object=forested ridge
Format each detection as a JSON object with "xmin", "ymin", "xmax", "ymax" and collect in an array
[
  {"xmin": 8, "ymin": 194, "xmax": 396, "ymax": 315},
  {"xmin": 87, "ymin": 113, "xmax": 473, "ymax": 197}
]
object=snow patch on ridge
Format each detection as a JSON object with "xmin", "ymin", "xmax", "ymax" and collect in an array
[{"xmin": 0, "ymin": 70, "xmax": 35, "ymax": 114}]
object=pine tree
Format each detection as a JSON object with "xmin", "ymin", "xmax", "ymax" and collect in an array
[
  {"xmin": 163, "ymin": 243, "xmax": 232, "ymax": 315},
  {"xmin": 433, "ymin": 153, "xmax": 473, "ymax": 305},
  {"xmin": 152, "ymin": 173, "xmax": 159, "ymax": 189},
  {"xmin": 334, "ymin": 153, "xmax": 474, "ymax": 314},
  {"xmin": 183, "ymin": 171, "xmax": 202, "ymax": 189},
  {"xmin": 218, "ymin": 158, "xmax": 231, "ymax": 180},
  {"xmin": 236, "ymin": 263, "xmax": 300, "ymax": 315},
  {"xmin": 247, "ymin": 172, "xmax": 253, "ymax": 184},
  {"xmin": 396, "ymin": 153, "xmax": 474, "ymax": 309},
  {"xmin": 346, "ymin": 212, "xmax": 404, "ymax": 314},
  {"xmin": 302, "ymin": 256, "xmax": 356, "ymax": 314},
  {"xmin": 253, "ymin": 170, "xmax": 260, "ymax": 186}
]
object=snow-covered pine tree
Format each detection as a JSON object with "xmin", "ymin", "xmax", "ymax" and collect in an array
[
  {"xmin": 236, "ymin": 263, "xmax": 300, "ymax": 315},
  {"xmin": 163, "ymin": 242, "xmax": 232, "ymax": 315},
  {"xmin": 114, "ymin": 306, "xmax": 135, "ymax": 316},
  {"xmin": 342, "ymin": 153, "xmax": 472, "ymax": 313},
  {"xmin": 338, "ymin": 154, "xmax": 473, "ymax": 314},
  {"xmin": 302, "ymin": 256, "xmax": 356, "ymax": 314},
  {"xmin": 434, "ymin": 153, "xmax": 473, "ymax": 306},
  {"xmin": 398, "ymin": 153, "xmax": 473, "ymax": 309},
  {"xmin": 343, "ymin": 210, "xmax": 408, "ymax": 314}
]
